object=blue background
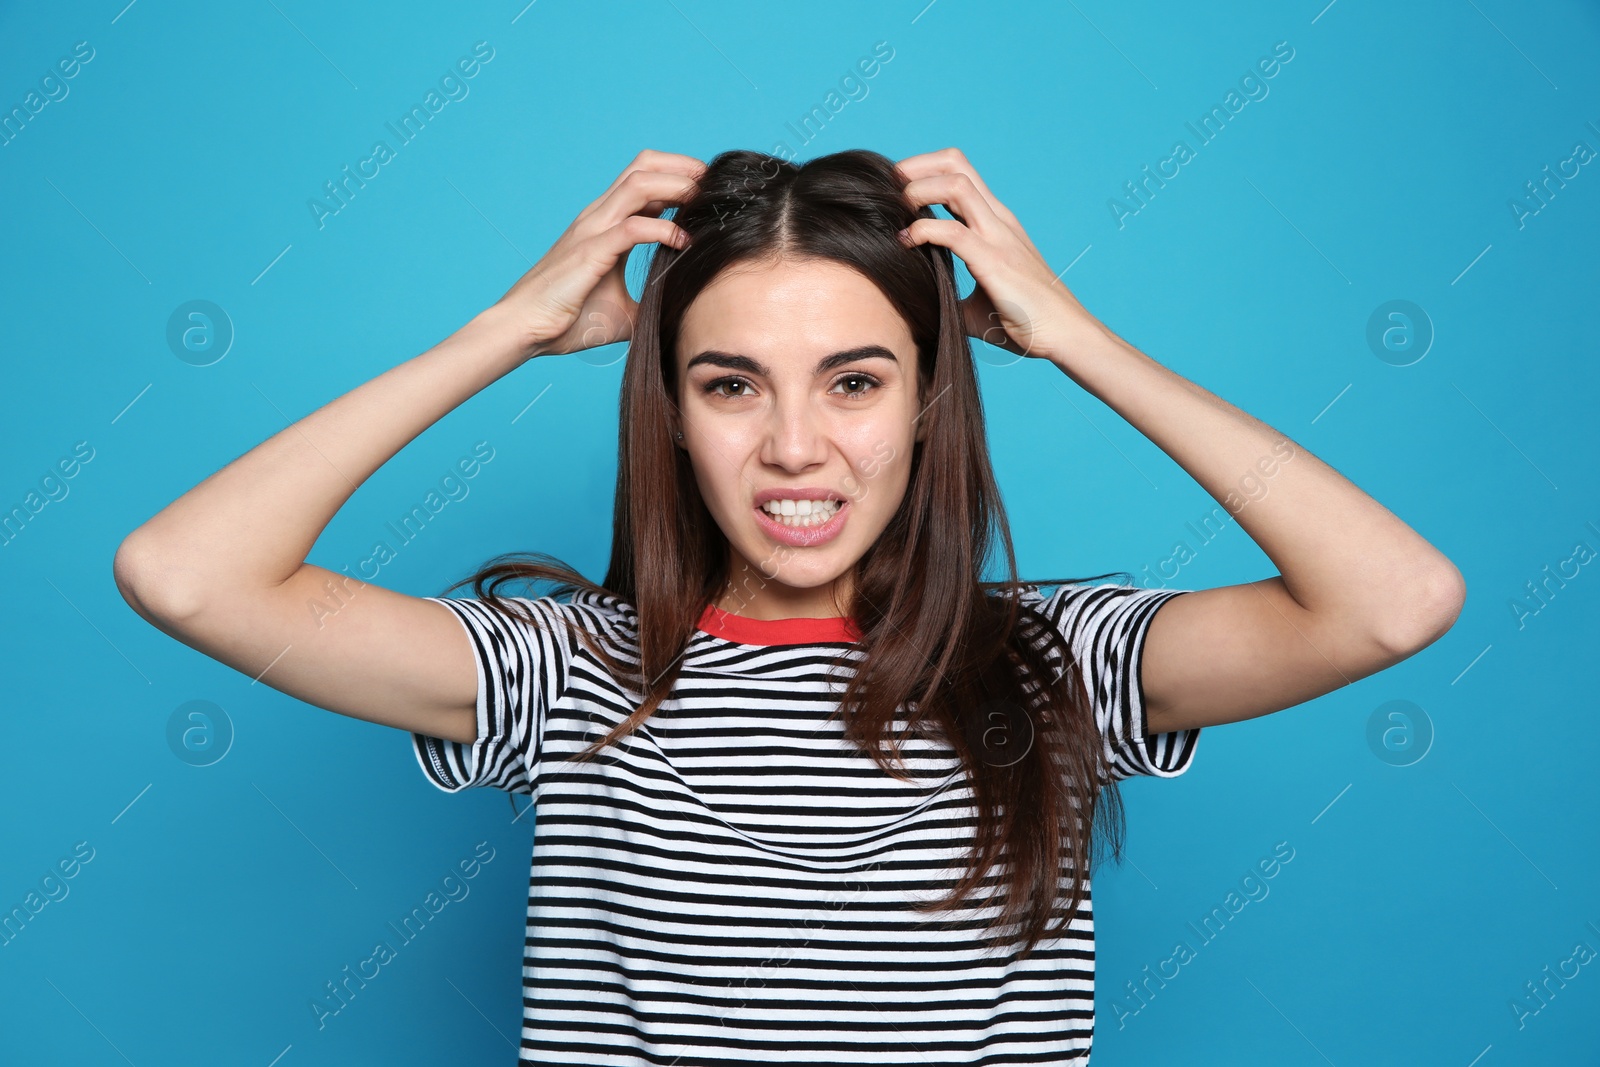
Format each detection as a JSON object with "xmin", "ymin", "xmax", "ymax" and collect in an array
[{"xmin": 2, "ymin": 0, "xmax": 1597, "ymax": 1063}]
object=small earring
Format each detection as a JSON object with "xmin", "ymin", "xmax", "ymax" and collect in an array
[{"xmin": 675, "ymin": 431, "xmax": 684, "ymax": 440}]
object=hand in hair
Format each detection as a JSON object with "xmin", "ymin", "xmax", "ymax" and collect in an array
[
  {"xmin": 894, "ymin": 146, "xmax": 1111, "ymax": 367},
  {"xmin": 493, "ymin": 148, "xmax": 703, "ymax": 361}
]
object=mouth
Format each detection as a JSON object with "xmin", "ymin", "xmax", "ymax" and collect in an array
[{"xmin": 752, "ymin": 496, "xmax": 850, "ymax": 547}]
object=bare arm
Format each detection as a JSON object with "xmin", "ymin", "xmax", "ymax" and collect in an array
[
  {"xmin": 114, "ymin": 149, "xmax": 702, "ymax": 744},
  {"xmin": 114, "ymin": 307, "xmax": 531, "ymax": 743},
  {"xmin": 1046, "ymin": 332, "xmax": 1465, "ymax": 734},
  {"xmin": 893, "ymin": 146, "xmax": 1466, "ymax": 734}
]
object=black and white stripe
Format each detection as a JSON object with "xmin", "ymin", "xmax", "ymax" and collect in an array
[{"xmin": 412, "ymin": 581, "xmax": 1200, "ymax": 1065}]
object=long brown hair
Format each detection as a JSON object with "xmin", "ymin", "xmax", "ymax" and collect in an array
[{"xmin": 445, "ymin": 148, "xmax": 1136, "ymax": 960}]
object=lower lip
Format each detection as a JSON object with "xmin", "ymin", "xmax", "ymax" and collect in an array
[{"xmin": 753, "ymin": 500, "xmax": 849, "ymax": 547}]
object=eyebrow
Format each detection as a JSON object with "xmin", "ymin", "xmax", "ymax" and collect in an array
[{"xmin": 684, "ymin": 344, "xmax": 901, "ymax": 377}]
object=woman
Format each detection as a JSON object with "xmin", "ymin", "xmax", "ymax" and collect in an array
[{"xmin": 113, "ymin": 146, "xmax": 1465, "ymax": 1063}]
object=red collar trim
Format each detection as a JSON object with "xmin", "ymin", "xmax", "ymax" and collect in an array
[{"xmin": 696, "ymin": 603, "xmax": 864, "ymax": 646}]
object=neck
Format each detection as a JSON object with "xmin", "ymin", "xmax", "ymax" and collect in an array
[{"xmin": 716, "ymin": 561, "xmax": 853, "ymax": 620}]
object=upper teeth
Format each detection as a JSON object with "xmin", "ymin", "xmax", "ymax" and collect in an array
[{"xmin": 761, "ymin": 498, "xmax": 841, "ymax": 523}]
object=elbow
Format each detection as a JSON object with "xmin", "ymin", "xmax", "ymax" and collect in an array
[
  {"xmin": 113, "ymin": 533, "xmax": 203, "ymax": 625},
  {"xmin": 1374, "ymin": 559, "xmax": 1467, "ymax": 658},
  {"xmin": 112, "ymin": 535, "xmax": 161, "ymax": 622}
]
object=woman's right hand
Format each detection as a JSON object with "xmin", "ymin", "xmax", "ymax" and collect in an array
[{"xmin": 493, "ymin": 149, "xmax": 704, "ymax": 360}]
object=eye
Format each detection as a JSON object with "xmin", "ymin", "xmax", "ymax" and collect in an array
[
  {"xmin": 703, "ymin": 376, "xmax": 753, "ymax": 399},
  {"xmin": 832, "ymin": 372, "xmax": 882, "ymax": 398},
  {"xmin": 701, "ymin": 372, "xmax": 883, "ymax": 401}
]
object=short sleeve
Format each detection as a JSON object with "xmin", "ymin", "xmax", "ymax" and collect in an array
[
  {"xmin": 1029, "ymin": 581, "xmax": 1200, "ymax": 784},
  {"xmin": 410, "ymin": 595, "xmax": 574, "ymax": 795}
]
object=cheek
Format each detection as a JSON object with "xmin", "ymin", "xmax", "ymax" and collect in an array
[
  {"xmin": 689, "ymin": 453, "xmax": 730, "ymax": 510},
  {"xmin": 687, "ymin": 438, "xmax": 756, "ymax": 519},
  {"xmin": 842, "ymin": 427, "xmax": 913, "ymax": 506}
]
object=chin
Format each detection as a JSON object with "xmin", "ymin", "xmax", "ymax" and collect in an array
[{"xmin": 735, "ymin": 533, "xmax": 857, "ymax": 581}]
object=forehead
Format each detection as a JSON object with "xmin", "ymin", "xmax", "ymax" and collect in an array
[{"xmin": 677, "ymin": 257, "xmax": 913, "ymax": 366}]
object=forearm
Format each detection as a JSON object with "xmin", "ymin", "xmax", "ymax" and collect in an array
[
  {"xmin": 116, "ymin": 303, "xmax": 529, "ymax": 612},
  {"xmin": 1051, "ymin": 327, "xmax": 1461, "ymax": 632}
]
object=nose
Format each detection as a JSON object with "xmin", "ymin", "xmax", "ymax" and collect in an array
[{"xmin": 758, "ymin": 394, "xmax": 830, "ymax": 471}]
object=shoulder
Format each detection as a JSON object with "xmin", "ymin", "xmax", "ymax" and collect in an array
[
  {"xmin": 426, "ymin": 586, "xmax": 637, "ymax": 648},
  {"xmin": 1001, "ymin": 579, "xmax": 1190, "ymax": 647},
  {"xmin": 563, "ymin": 587, "xmax": 639, "ymax": 647}
]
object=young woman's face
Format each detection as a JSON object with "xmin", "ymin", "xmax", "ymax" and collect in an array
[{"xmin": 673, "ymin": 256, "xmax": 928, "ymax": 618}]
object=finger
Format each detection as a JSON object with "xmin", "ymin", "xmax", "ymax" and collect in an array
[
  {"xmin": 896, "ymin": 147, "xmax": 1041, "ymax": 259},
  {"xmin": 896, "ymin": 147, "xmax": 1011, "ymax": 220},
  {"xmin": 578, "ymin": 170, "xmax": 701, "ymax": 239},
  {"xmin": 899, "ymin": 216, "xmax": 985, "ymax": 265},
  {"xmin": 903, "ymin": 172, "xmax": 1049, "ymax": 275},
  {"xmin": 963, "ymin": 300, "xmax": 1029, "ymax": 356},
  {"xmin": 957, "ymin": 290, "xmax": 1008, "ymax": 348},
  {"xmin": 584, "ymin": 214, "xmax": 692, "ymax": 271},
  {"xmin": 579, "ymin": 149, "xmax": 706, "ymax": 223},
  {"xmin": 600, "ymin": 148, "xmax": 707, "ymax": 200},
  {"xmin": 958, "ymin": 292, "xmax": 989, "ymax": 341},
  {"xmin": 894, "ymin": 146, "xmax": 964, "ymax": 180},
  {"xmin": 902, "ymin": 173, "xmax": 1005, "ymax": 239}
]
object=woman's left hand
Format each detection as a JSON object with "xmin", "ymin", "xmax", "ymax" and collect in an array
[{"xmin": 894, "ymin": 147, "xmax": 1111, "ymax": 367}]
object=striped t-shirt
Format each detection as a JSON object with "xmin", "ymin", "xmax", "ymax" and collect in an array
[{"xmin": 411, "ymin": 581, "xmax": 1200, "ymax": 1065}]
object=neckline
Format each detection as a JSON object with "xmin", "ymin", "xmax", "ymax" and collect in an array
[{"xmin": 696, "ymin": 603, "xmax": 864, "ymax": 646}]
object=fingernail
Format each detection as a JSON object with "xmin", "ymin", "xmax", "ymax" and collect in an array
[{"xmin": 896, "ymin": 228, "xmax": 912, "ymax": 247}]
